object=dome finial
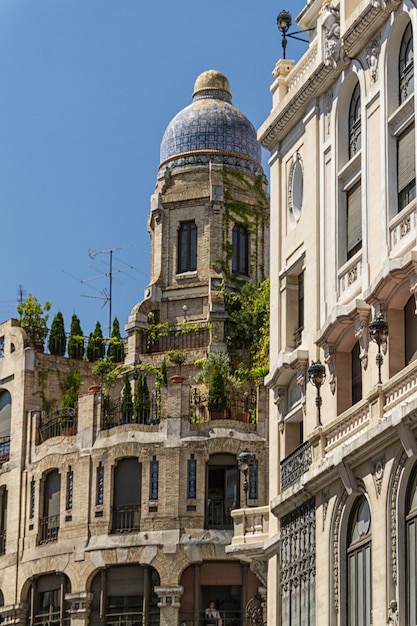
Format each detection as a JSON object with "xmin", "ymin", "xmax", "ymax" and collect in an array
[{"xmin": 192, "ymin": 70, "xmax": 232, "ymax": 101}]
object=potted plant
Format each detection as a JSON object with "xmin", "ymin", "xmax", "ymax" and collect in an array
[{"xmin": 167, "ymin": 350, "xmax": 187, "ymax": 384}]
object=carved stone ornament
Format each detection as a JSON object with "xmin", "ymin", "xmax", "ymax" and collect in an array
[
  {"xmin": 387, "ymin": 599, "xmax": 399, "ymax": 626},
  {"xmin": 372, "ymin": 457, "xmax": 385, "ymax": 496},
  {"xmin": 355, "ymin": 316, "xmax": 370, "ymax": 370},
  {"xmin": 366, "ymin": 36, "xmax": 381, "ymax": 82},
  {"xmin": 326, "ymin": 90, "xmax": 333, "ymax": 134},
  {"xmin": 322, "ymin": 6, "xmax": 349, "ymax": 70},
  {"xmin": 322, "ymin": 490, "xmax": 330, "ymax": 530},
  {"xmin": 324, "ymin": 344, "xmax": 336, "ymax": 395},
  {"xmin": 371, "ymin": 0, "xmax": 401, "ymax": 12},
  {"xmin": 410, "ymin": 274, "xmax": 417, "ymax": 314},
  {"xmin": 390, "ymin": 451, "xmax": 407, "ymax": 586},
  {"xmin": 250, "ymin": 559, "xmax": 268, "ymax": 588}
]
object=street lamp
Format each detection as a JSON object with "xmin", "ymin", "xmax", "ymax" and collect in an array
[
  {"xmin": 277, "ymin": 10, "xmax": 311, "ymax": 59},
  {"xmin": 237, "ymin": 450, "xmax": 255, "ymax": 508},
  {"xmin": 307, "ymin": 360, "xmax": 326, "ymax": 427},
  {"xmin": 369, "ymin": 315, "xmax": 389, "ymax": 385}
]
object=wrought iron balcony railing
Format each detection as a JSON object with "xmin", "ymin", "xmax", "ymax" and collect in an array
[
  {"xmin": 280, "ymin": 440, "xmax": 312, "ymax": 491},
  {"xmin": 111, "ymin": 504, "xmax": 141, "ymax": 533},
  {"xmin": 39, "ymin": 514, "xmax": 60, "ymax": 544}
]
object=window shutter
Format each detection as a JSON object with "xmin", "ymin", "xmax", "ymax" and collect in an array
[
  {"xmin": 398, "ymin": 124, "xmax": 416, "ymax": 193},
  {"xmin": 347, "ymin": 182, "xmax": 362, "ymax": 257}
]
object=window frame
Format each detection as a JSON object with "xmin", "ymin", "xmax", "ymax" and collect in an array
[
  {"xmin": 177, "ymin": 220, "xmax": 197, "ymax": 274},
  {"xmin": 232, "ymin": 223, "xmax": 249, "ymax": 276}
]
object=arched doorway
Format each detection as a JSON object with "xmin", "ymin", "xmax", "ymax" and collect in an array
[
  {"xmin": 27, "ymin": 573, "xmax": 70, "ymax": 626},
  {"xmin": 179, "ymin": 561, "xmax": 259, "ymax": 625},
  {"xmin": 89, "ymin": 564, "xmax": 160, "ymax": 626}
]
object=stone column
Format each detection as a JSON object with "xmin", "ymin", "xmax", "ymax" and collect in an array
[
  {"xmin": 154, "ymin": 586, "xmax": 183, "ymax": 626},
  {"xmin": 67, "ymin": 592, "xmax": 93, "ymax": 626},
  {"xmin": 0, "ymin": 604, "xmax": 28, "ymax": 626}
]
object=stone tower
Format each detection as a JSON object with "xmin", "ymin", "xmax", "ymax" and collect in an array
[{"xmin": 126, "ymin": 69, "xmax": 268, "ymax": 360}]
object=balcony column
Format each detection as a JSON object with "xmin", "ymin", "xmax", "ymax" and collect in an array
[
  {"xmin": 67, "ymin": 592, "xmax": 93, "ymax": 626},
  {"xmin": 241, "ymin": 562, "xmax": 249, "ymax": 626},
  {"xmin": 99, "ymin": 567, "xmax": 107, "ymax": 626},
  {"xmin": 194, "ymin": 562, "xmax": 202, "ymax": 625},
  {"xmin": 0, "ymin": 604, "xmax": 28, "ymax": 626},
  {"xmin": 154, "ymin": 586, "xmax": 183, "ymax": 626},
  {"xmin": 142, "ymin": 565, "xmax": 150, "ymax": 626}
]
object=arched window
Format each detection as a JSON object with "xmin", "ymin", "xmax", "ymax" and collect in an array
[
  {"xmin": 178, "ymin": 220, "xmax": 197, "ymax": 273},
  {"xmin": 232, "ymin": 224, "xmax": 249, "ymax": 276},
  {"xmin": 40, "ymin": 469, "xmax": 61, "ymax": 544},
  {"xmin": 399, "ymin": 22, "xmax": 414, "ymax": 104},
  {"xmin": 351, "ymin": 341, "xmax": 362, "ymax": 404},
  {"xmin": 349, "ymin": 83, "xmax": 361, "ymax": 159},
  {"xmin": 347, "ymin": 497, "xmax": 372, "ymax": 626},
  {"xmin": 27, "ymin": 573, "xmax": 70, "ymax": 626},
  {"xmin": 406, "ymin": 466, "xmax": 417, "ymax": 624},
  {"xmin": 405, "ymin": 295, "xmax": 417, "ymax": 364},
  {"xmin": 112, "ymin": 458, "xmax": 141, "ymax": 532},
  {"xmin": 0, "ymin": 390, "xmax": 11, "ymax": 464}
]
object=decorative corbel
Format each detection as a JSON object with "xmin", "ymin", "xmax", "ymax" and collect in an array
[
  {"xmin": 409, "ymin": 274, "xmax": 417, "ymax": 314},
  {"xmin": 274, "ymin": 387, "xmax": 287, "ymax": 432},
  {"xmin": 355, "ymin": 311, "xmax": 370, "ymax": 370},
  {"xmin": 372, "ymin": 458, "xmax": 385, "ymax": 496},
  {"xmin": 366, "ymin": 36, "xmax": 381, "ymax": 82},
  {"xmin": 322, "ymin": 6, "xmax": 349, "ymax": 70},
  {"xmin": 250, "ymin": 559, "xmax": 267, "ymax": 588},
  {"xmin": 324, "ymin": 344, "xmax": 336, "ymax": 395},
  {"xmin": 295, "ymin": 357, "xmax": 308, "ymax": 412}
]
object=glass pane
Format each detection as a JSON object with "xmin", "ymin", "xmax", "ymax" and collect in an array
[
  {"xmin": 358, "ymin": 550, "xmax": 364, "ymax": 626},
  {"xmin": 365, "ymin": 545, "xmax": 371, "ymax": 626},
  {"xmin": 348, "ymin": 554, "xmax": 356, "ymax": 626},
  {"xmin": 408, "ymin": 521, "xmax": 416, "ymax": 625}
]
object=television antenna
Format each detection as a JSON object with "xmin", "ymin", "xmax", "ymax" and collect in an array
[{"xmin": 64, "ymin": 245, "xmax": 138, "ymax": 336}]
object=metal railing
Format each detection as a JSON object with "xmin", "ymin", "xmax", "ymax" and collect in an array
[
  {"xmin": 206, "ymin": 500, "xmax": 234, "ymax": 529},
  {"xmin": 31, "ymin": 610, "xmax": 70, "ymax": 626},
  {"xmin": 136, "ymin": 326, "xmax": 210, "ymax": 354},
  {"xmin": 111, "ymin": 505, "xmax": 141, "ymax": 533},
  {"xmin": 39, "ymin": 408, "xmax": 77, "ymax": 442},
  {"xmin": 105, "ymin": 610, "xmax": 159, "ymax": 626},
  {"xmin": 102, "ymin": 393, "xmax": 160, "ymax": 430},
  {"xmin": 190, "ymin": 387, "xmax": 257, "ymax": 423},
  {"xmin": 0, "ymin": 435, "xmax": 10, "ymax": 464},
  {"xmin": 39, "ymin": 514, "xmax": 60, "ymax": 544},
  {"xmin": 280, "ymin": 440, "xmax": 312, "ymax": 491},
  {"xmin": 179, "ymin": 609, "xmax": 243, "ymax": 625}
]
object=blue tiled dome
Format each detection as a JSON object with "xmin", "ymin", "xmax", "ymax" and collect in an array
[{"xmin": 159, "ymin": 70, "xmax": 262, "ymax": 174}]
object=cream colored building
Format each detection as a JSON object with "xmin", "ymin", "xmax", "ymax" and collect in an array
[
  {"xmin": 229, "ymin": 1, "xmax": 417, "ymax": 625},
  {"xmin": 0, "ymin": 71, "xmax": 269, "ymax": 626}
]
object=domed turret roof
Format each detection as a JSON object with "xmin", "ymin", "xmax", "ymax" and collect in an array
[{"xmin": 159, "ymin": 70, "xmax": 262, "ymax": 174}]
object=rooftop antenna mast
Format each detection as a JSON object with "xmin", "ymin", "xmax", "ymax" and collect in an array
[{"xmin": 87, "ymin": 245, "xmax": 129, "ymax": 336}]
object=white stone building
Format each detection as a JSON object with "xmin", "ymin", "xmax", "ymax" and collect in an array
[{"xmin": 229, "ymin": 1, "xmax": 417, "ymax": 625}]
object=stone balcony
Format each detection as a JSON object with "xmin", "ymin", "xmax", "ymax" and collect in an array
[{"xmin": 227, "ymin": 505, "xmax": 269, "ymax": 559}]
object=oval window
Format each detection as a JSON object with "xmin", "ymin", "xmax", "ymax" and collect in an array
[{"xmin": 289, "ymin": 153, "xmax": 304, "ymax": 222}]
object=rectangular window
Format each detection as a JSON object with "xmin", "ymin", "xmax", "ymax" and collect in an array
[
  {"xmin": 0, "ymin": 337, "xmax": 4, "ymax": 358},
  {"xmin": 149, "ymin": 457, "xmax": 159, "ymax": 500},
  {"xmin": 187, "ymin": 455, "xmax": 197, "ymax": 499},
  {"xmin": 398, "ymin": 123, "xmax": 416, "ymax": 212},
  {"xmin": 346, "ymin": 182, "xmax": 362, "ymax": 259},
  {"xmin": 178, "ymin": 221, "xmax": 197, "ymax": 273},
  {"xmin": 96, "ymin": 463, "xmax": 104, "ymax": 506},
  {"xmin": 232, "ymin": 224, "xmax": 249, "ymax": 275},
  {"xmin": 30, "ymin": 479, "xmax": 35, "ymax": 519},
  {"xmin": 66, "ymin": 467, "xmax": 73, "ymax": 511},
  {"xmin": 249, "ymin": 459, "xmax": 258, "ymax": 500}
]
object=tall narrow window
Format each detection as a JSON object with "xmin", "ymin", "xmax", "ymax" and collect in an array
[
  {"xmin": 406, "ymin": 467, "xmax": 417, "ymax": 625},
  {"xmin": 349, "ymin": 83, "xmax": 361, "ymax": 159},
  {"xmin": 187, "ymin": 455, "xmax": 197, "ymax": 499},
  {"xmin": 112, "ymin": 458, "xmax": 141, "ymax": 532},
  {"xmin": 280, "ymin": 498, "xmax": 316, "ymax": 625},
  {"xmin": 30, "ymin": 478, "xmax": 35, "ymax": 519},
  {"xmin": 96, "ymin": 463, "xmax": 104, "ymax": 506},
  {"xmin": 346, "ymin": 182, "xmax": 362, "ymax": 259},
  {"xmin": 397, "ymin": 123, "xmax": 416, "ymax": 212},
  {"xmin": 178, "ymin": 221, "xmax": 197, "ymax": 273},
  {"xmin": 399, "ymin": 22, "xmax": 414, "ymax": 104},
  {"xmin": 347, "ymin": 497, "xmax": 372, "ymax": 626},
  {"xmin": 0, "ymin": 489, "xmax": 7, "ymax": 555},
  {"xmin": 232, "ymin": 224, "xmax": 249, "ymax": 275},
  {"xmin": 249, "ymin": 459, "xmax": 258, "ymax": 500},
  {"xmin": 351, "ymin": 341, "xmax": 362, "ymax": 404},
  {"xmin": 149, "ymin": 457, "xmax": 158, "ymax": 500},
  {"xmin": 295, "ymin": 271, "xmax": 304, "ymax": 347},
  {"xmin": 66, "ymin": 467, "xmax": 73, "ymax": 511},
  {"xmin": 40, "ymin": 470, "xmax": 60, "ymax": 544}
]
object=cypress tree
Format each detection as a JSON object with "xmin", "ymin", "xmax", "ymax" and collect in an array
[
  {"xmin": 67, "ymin": 314, "xmax": 84, "ymax": 360},
  {"xmin": 121, "ymin": 374, "xmax": 133, "ymax": 423},
  {"xmin": 107, "ymin": 317, "xmax": 124, "ymax": 362},
  {"xmin": 86, "ymin": 321, "xmax": 105, "ymax": 362},
  {"xmin": 48, "ymin": 311, "xmax": 66, "ymax": 356}
]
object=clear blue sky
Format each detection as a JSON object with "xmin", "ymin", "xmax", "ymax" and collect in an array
[{"xmin": 0, "ymin": 0, "xmax": 306, "ymax": 338}]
